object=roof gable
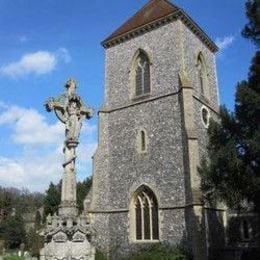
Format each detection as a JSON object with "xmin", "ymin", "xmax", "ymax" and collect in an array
[
  {"xmin": 104, "ymin": 0, "xmax": 179, "ymax": 43},
  {"xmin": 102, "ymin": 0, "xmax": 218, "ymax": 52}
]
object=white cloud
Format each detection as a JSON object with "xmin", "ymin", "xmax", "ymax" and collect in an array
[
  {"xmin": 0, "ymin": 105, "xmax": 64, "ymax": 145},
  {"xmin": 0, "ymin": 51, "xmax": 57, "ymax": 77},
  {"xmin": 0, "ymin": 48, "xmax": 71, "ymax": 78},
  {"xmin": 215, "ymin": 35, "xmax": 235, "ymax": 52},
  {"xmin": 0, "ymin": 102, "xmax": 97, "ymax": 191},
  {"xmin": 0, "ymin": 153, "xmax": 62, "ymax": 192}
]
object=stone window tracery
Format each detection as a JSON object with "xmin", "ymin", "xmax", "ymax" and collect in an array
[
  {"xmin": 134, "ymin": 51, "xmax": 151, "ymax": 96},
  {"xmin": 131, "ymin": 186, "xmax": 159, "ymax": 241}
]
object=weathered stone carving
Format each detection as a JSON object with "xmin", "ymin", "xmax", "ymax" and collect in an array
[
  {"xmin": 53, "ymin": 232, "xmax": 67, "ymax": 243},
  {"xmin": 41, "ymin": 79, "xmax": 95, "ymax": 260},
  {"xmin": 72, "ymin": 231, "xmax": 85, "ymax": 242}
]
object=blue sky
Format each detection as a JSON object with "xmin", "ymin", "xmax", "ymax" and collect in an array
[{"xmin": 0, "ymin": 0, "xmax": 256, "ymax": 192}]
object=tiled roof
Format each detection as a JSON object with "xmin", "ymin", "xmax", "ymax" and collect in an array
[
  {"xmin": 104, "ymin": 0, "xmax": 179, "ymax": 43},
  {"xmin": 102, "ymin": 0, "xmax": 218, "ymax": 52}
]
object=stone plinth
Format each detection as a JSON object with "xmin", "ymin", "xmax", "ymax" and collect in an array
[
  {"xmin": 58, "ymin": 201, "xmax": 78, "ymax": 217},
  {"xmin": 40, "ymin": 214, "xmax": 95, "ymax": 260}
]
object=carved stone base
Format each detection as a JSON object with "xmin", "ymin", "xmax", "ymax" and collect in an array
[
  {"xmin": 41, "ymin": 214, "xmax": 95, "ymax": 260},
  {"xmin": 58, "ymin": 201, "xmax": 78, "ymax": 217}
]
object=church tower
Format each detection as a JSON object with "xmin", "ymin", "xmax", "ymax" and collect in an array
[{"xmin": 86, "ymin": 0, "xmax": 224, "ymax": 259}]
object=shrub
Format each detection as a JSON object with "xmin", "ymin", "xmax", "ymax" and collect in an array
[
  {"xmin": 95, "ymin": 249, "xmax": 107, "ymax": 260},
  {"xmin": 3, "ymin": 256, "xmax": 24, "ymax": 260},
  {"xmin": 125, "ymin": 244, "xmax": 189, "ymax": 260}
]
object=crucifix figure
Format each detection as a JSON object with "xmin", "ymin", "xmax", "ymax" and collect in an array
[{"xmin": 45, "ymin": 78, "xmax": 93, "ymax": 216}]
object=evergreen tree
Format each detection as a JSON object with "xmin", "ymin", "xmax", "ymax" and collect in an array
[
  {"xmin": 43, "ymin": 182, "xmax": 61, "ymax": 217},
  {"xmin": 43, "ymin": 177, "xmax": 92, "ymax": 216},
  {"xmin": 235, "ymin": 52, "xmax": 260, "ymax": 207},
  {"xmin": 200, "ymin": 0, "xmax": 260, "ymax": 210},
  {"xmin": 0, "ymin": 213, "xmax": 26, "ymax": 249},
  {"xmin": 242, "ymin": 0, "xmax": 260, "ymax": 47},
  {"xmin": 77, "ymin": 177, "xmax": 92, "ymax": 212},
  {"xmin": 200, "ymin": 52, "xmax": 260, "ymax": 210}
]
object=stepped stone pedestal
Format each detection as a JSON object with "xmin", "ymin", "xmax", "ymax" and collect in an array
[{"xmin": 40, "ymin": 214, "xmax": 95, "ymax": 260}]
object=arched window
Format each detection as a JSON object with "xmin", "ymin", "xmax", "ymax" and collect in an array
[
  {"xmin": 240, "ymin": 219, "xmax": 252, "ymax": 240},
  {"xmin": 141, "ymin": 130, "xmax": 146, "ymax": 152},
  {"xmin": 197, "ymin": 53, "xmax": 208, "ymax": 97},
  {"xmin": 131, "ymin": 186, "xmax": 159, "ymax": 241},
  {"xmin": 136, "ymin": 129, "xmax": 148, "ymax": 153},
  {"xmin": 134, "ymin": 51, "xmax": 151, "ymax": 96},
  {"xmin": 201, "ymin": 106, "xmax": 210, "ymax": 128}
]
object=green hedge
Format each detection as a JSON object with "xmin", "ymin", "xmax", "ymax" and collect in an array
[
  {"xmin": 95, "ymin": 244, "xmax": 190, "ymax": 260},
  {"xmin": 125, "ymin": 244, "xmax": 188, "ymax": 260},
  {"xmin": 3, "ymin": 256, "xmax": 25, "ymax": 260},
  {"xmin": 95, "ymin": 249, "xmax": 107, "ymax": 260}
]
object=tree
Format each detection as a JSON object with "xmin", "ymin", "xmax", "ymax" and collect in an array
[
  {"xmin": 199, "ymin": 0, "xmax": 260, "ymax": 210},
  {"xmin": 77, "ymin": 177, "xmax": 92, "ymax": 213},
  {"xmin": 43, "ymin": 177, "xmax": 92, "ymax": 217},
  {"xmin": 0, "ymin": 186, "xmax": 45, "ymax": 250},
  {"xmin": 43, "ymin": 182, "xmax": 61, "ymax": 217},
  {"xmin": 0, "ymin": 213, "xmax": 26, "ymax": 249},
  {"xmin": 242, "ymin": 0, "xmax": 260, "ymax": 47},
  {"xmin": 0, "ymin": 188, "xmax": 12, "ymax": 220},
  {"xmin": 200, "ymin": 80, "xmax": 260, "ymax": 209},
  {"xmin": 26, "ymin": 227, "xmax": 44, "ymax": 257}
]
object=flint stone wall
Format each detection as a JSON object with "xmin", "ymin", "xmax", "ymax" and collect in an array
[{"xmin": 89, "ymin": 17, "xmax": 220, "ymax": 258}]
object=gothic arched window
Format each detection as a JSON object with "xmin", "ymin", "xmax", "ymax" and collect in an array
[
  {"xmin": 134, "ymin": 51, "xmax": 151, "ymax": 96},
  {"xmin": 131, "ymin": 186, "xmax": 159, "ymax": 241},
  {"xmin": 240, "ymin": 219, "xmax": 252, "ymax": 240},
  {"xmin": 141, "ymin": 130, "xmax": 146, "ymax": 152},
  {"xmin": 197, "ymin": 53, "xmax": 208, "ymax": 97},
  {"xmin": 137, "ymin": 129, "xmax": 148, "ymax": 153}
]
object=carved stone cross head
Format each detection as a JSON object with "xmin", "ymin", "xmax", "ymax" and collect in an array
[{"xmin": 45, "ymin": 78, "xmax": 94, "ymax": 142}]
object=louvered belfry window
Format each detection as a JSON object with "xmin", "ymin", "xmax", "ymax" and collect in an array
[
  {"xmin": 135, "ymin": 52, "xmax": 150, "ymax": 96},
  {"xmin": 198, "ymin": 55, "xmax": 204, "ymax": 95},
  {"xmin": 197, "ymin": 53, "xmax": 208, "ymax": 97},
  {"xmin": 134, "ymin": 186, "xmax": 159, "ymax": 240}
]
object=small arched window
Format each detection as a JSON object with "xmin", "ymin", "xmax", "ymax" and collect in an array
[
  {"xmin": 132, "ymin": 186, "xmax": 159, "ymax": 241},
  {"xmin": 134, "ymin": 51, "xmax": 151, "ymax": 96},
  {"xmin": 141, "ymin": 130, "xmax": 146, "ymax": 151},
  {"xmin": 197, "ymin": 53, "xmax": 208, "ymax": 97},
  {"xmin": 240, "ymin": 219, "xmax": 252, "ymax": 240},
  {"xmin": 137, "ymin": 129, "xmax": 148, "ymax": 153},
  {"xmin": 201, "ymin": 106, "xmax": 210, "ymax": 128}
]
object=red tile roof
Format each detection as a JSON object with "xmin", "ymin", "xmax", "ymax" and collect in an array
[
  {"xmin": 102, "ymin": 0, "xmax": 218, "ymax": 52},
  {"xmin": 104, "ymin": 0, "xmax": 179, "ymax": 43}
]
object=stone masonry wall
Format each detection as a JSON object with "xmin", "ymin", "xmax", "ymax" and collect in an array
[
  {"xmin": 103, "ymin": 21, "xmax": 182, "ymax": 110},
  {"xmin": 182, "ymin": 22, "xmax": 220, "ymax": 160},
  {"xmin": 90, "ymin": 16, "xmax": 221, "ymax": 257}
]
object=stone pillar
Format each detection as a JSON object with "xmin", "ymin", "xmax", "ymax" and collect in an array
[{"xmin": 59, "ymin": 140, "xmax": 78, "ymax": 217}]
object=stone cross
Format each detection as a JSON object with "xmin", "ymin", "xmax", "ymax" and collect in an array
[{"xmin": 45, "ymin": 78, "xmax": 93, "ymax": 217}]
